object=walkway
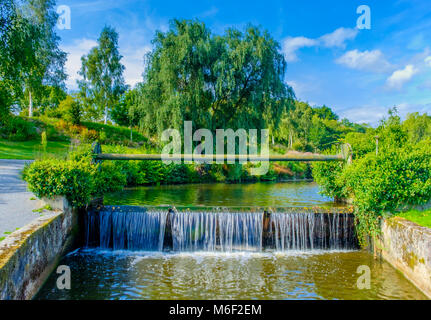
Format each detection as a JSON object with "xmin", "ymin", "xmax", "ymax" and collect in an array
[{"xmin": 0, "ymin": 160, "xmax": 43, "ymax": 237}]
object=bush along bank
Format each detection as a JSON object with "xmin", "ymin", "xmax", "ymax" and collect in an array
[{"xmin": 313, "ymin": 140, "xmax": 431, "ymax": 246}]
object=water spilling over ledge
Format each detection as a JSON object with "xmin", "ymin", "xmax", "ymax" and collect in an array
[{"xmin": 85, "ymin": 206, "xmax": 358, "ymax": 252}]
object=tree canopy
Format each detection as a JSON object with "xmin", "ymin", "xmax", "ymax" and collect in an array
[
  {"xmin": 78, "ymin": 25, "xmax": 127, "ymax": 124},
  {"xmin": 134, "ymin": 19, "xmax": 294, "ymax": 136},
  {"xmin": 0, "ymin": 0, "xmax": 66, "ymax": 119}
]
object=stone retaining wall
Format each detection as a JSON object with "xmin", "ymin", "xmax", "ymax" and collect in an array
[
  {"xmin": 0, "ymin": 198, "xmax": 77, "ymax": 300},
  {"xmin": 377, "ymin": 217, "xmax": 431, "ymax": 298}
]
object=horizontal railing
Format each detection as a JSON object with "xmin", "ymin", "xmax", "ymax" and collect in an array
[
  {"xmin": 91, "ymin": 142, "xmax": 351, "ymax": 163},
  {"xmin": 94, "ymin": 153, "xmax": 344, "ymax": 162}
]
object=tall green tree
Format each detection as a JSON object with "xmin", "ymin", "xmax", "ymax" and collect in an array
[
  {"xmin": 19, "ymin": 0, "xmax": 67, "ymax": 117},
  {"xmin": 403, "ymin": 112, "xmax": 431, "ymax": 143},
  {"xmin": 78, "ymin": 26, "xmax": 127, "ymax": 124},
  {"xmin": 0, "ymin": 0, "xmax": 16, "ymax": 119},
  {"xmin": 0, "ymin": 0, "xmax": 34, "ymax": 119},
  {"xmin": 135, "ymin": 19, "xmax": 294, "ymax": 136}
]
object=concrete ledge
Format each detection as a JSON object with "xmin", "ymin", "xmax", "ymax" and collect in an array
[
  {"xmin": 377, "ymin": 217, "xmax": 431, "ymax": 298},
  {"xmin": 0, "ymin": 198, "xmax": 77, "ymax": 300}
]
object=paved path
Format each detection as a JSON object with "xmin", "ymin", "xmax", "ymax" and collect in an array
[{"xmin": 0, "ymin": 160, "xmax": 44, "ymax": 237}]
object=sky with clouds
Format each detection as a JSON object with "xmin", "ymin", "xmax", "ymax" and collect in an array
[{"xmin": 56, "ymin": 0, "xmax": 431, "ymax": 125}]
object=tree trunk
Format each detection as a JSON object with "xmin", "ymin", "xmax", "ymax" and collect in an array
[
  {"xmin": 104, "ymin": 106, "xmax": 108, "ymax": 124},
  {"xmin": 289, "ymin": 132, "xmax": 293, "ymax": 149},
  {"xmin": 28, "ymin": 90, "xmax": 33, "ymax": 117},
  {"xmin": 130, "ymin": 126, "xmax": 133, "ymax": 142}
]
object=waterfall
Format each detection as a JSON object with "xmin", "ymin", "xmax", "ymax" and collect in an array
[
  {"xmin": 86, "ymin": 208, "xmax": 167, "ymax": 251},
  {"xmin": 85, "ymin": 206, "xmax": 357, "ymax": 252},
  {"xmin": 270, "ymin": 212, "xmax": 356, "ymax": 250},
  {"xmin": 171, "ymin": 210, "xmax": 263, "ymax": 252}
]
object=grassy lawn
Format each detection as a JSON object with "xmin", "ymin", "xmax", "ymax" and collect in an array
[
  {"xmin": 0, "ymin": 139, "xmax": 70, "ymax": 160},
  {"xmin": 396, "ymin": 208, "xmax": 431, "ymax": 228}
]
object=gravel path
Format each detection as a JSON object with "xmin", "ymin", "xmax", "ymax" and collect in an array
[{"xmin": 0, "ymin": 159, "xmax": 44, "ymax": 237}]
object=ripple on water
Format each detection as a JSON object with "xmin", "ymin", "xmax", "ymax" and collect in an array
[{"xmin": 35, "ymin": 248, "xmax": 428, "ymax": 300}]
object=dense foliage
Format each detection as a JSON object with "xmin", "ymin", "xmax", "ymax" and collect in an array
[
  {"xmin": 132, "ymin": 19, "xmax": 294, "ymax": 137},
  {"xmin": 23, "ymin": 158, "xmax": 96, "ymax": 207},
  {"xmin": 78, "ymin": 26, "xmax": 127, "ymax": 124},
  {"xmin": 274, "ymin": 101, "xmax": 366, "ymax": 152},
  {"xmin": 313, "ymin": 110, "xmax": 431, "ymax": 244},
  {"xmin": 0, "ymin": 0, "xmax": 66, "ymax": 122}
]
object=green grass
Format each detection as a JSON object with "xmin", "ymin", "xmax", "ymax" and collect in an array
[
  {"xmin": 82, "ymin": 121, "xmax": 150, "ymax": 144},
  {"xmin": 32, "ymin": 204, "xmax": 52, "ymax": 213},
  {"xmin": 396, "ymin": 208, "xmax": 431, "ymax": 228},
  {"xmin": 0, "ymin": 139, "xmax": 70, "ymax": 160}
]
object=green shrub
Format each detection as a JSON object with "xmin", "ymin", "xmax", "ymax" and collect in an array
[
  {"xmin": 58, "ymin": 95, "xmax": 82, "ymax": 125},
  {"xmin": 0, "ymin": 116, "xmax": 37, "ymax": 141},
  {"xmin": 94, "ymin": 161, "xmax": 127, "ymax": 195},
  {"xmin": 312, "ymin": 161, "xmax": 346, "ymax": 200},
  {"xmin": 41, "ymin": 131, "xmax": 47, "ymax": 151},
  {"xmin": 23, "ymin": 159, "xmax": 96, "ymax": 207},
  {"xmin": 312, "ymin": 146, "xmax": 347, "ymax": 200},
  {"xmin": 165, "ymin": 163, "xmax": 191, "ymax": 184},
  {"xmin": 339, "ymin": 142, "xmax": 431, "ymax": 244}
]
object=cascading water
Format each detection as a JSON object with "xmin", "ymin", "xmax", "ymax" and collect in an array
[
  {"xmin": 86, "ymin": 208, "xmax": 167, "ymax": 251},
  {"xmin": 85, "ymin": 206, "xmax": 358, "ymax": 252},
  {"xmin": 270, "ymin": 212, "xmax": 356, "ymax": 251},
  {"xmin": 171, "ymin": 210, "xmax": 263, "ymax": 252}
]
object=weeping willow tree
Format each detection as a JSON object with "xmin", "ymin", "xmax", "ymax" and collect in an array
[{"xmin": 134, "ymin": 19, "xmax": 294, "ymax": 137}]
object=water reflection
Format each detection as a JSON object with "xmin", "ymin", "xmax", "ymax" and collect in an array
[{"xmin": 105, "ymin": 182, "xmax": 343, "ymax": 207}]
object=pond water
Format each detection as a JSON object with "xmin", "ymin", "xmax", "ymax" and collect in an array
[
  {"xmin": 104, "ymin": 181, "xmax": 342, "ymax": 208},
  {"xmin": 35, "ymin": 182, "xmax": 427, "ymax": 300},
  {"xmin": 36, "ymin": 249, "xmax": 426, "ymax": 300}
]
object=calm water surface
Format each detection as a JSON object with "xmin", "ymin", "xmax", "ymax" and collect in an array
[{"xmin": 105, "ymin": 181, "xmax": 342, "ymax": 207}]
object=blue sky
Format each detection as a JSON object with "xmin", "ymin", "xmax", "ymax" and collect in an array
[{"xmin": 56, "ymin": 0, "xmax": 431, "ymax": 125}]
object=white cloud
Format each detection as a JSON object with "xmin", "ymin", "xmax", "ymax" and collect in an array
[
  {"xmin": 335, "ymin": 49, "xmax": 392, "ymax": 73},
  {"xmin": 121, "ymin": 46, "xmax": 151, "ymax": 88},
  {"xmin": 425, "ymin": 56, "xmax": 431, "ymax": 67},
  {"xmin": 339, "ymin": 105, "xmax": 387, "ymax": 125},
  {"xmin": 386, "ymin": 64, "xmax": 418, "ymax": 90},
  {"xmin": 281, "ymin": 27, "xmax": 358, "ymax": 62},
  {"xmin": 282, "ymin": 36, "xmax": 318, "ymax": 62},
  {"xmin": 198, "ymin": 6, "xmax": 219, "ymax": 18},
  {"xmin": 339, "ymin": 103, "xmax": 431, "ymax": 125},
  {"xmin": 61, "ymin": 39, "xmax": 98, "ymax": 90},
  {"xmin": 319, "ymin": 27, "xmax": 358, "ymax": 48},
  {"xmin": 61, "ymin": 38, "xmax": 151, "ymax": 91}
]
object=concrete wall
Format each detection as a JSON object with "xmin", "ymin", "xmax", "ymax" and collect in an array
[
  {"xmin": 0, "ymin": 198, "xmax": 77, "ymax": 300},
  {"xmin": 377, "ymin": 217, "xmax": 431, "ymax": 298}
]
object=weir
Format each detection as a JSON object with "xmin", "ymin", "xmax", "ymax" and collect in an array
[{"xmin": 85, "ymin": 206, "xmax": 358, "ymax": 252}]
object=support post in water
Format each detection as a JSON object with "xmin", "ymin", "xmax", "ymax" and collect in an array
[
  {"xmin": 163, "ymin": 208, "xmax": 174, "ymax": 251},
  {"xmin": 262, "ymin": 210, "xmax": 273, "ymax": 248}
]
